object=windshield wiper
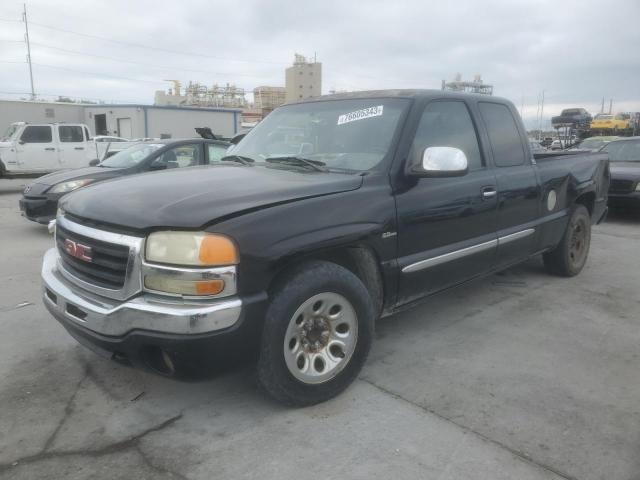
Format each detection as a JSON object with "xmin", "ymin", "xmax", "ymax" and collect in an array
[
  {"xmin": 266, "ymin": 156, "xmax": 327, "ymax": 172},
  {"xmin": 221, "ymin": 154, "xmax": 255, "ymax": 165}
]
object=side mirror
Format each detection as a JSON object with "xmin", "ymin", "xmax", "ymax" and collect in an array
[
  {"xmin": 18, "ymin": 140, "xmax": 25, "ymax": 145},
  {"xmin": 411, "ymin": 146, "xmax": 469, "ymax": 177},
  {"xmin": 230, "ymin": 133, "xmax": 246, "ymax": 145},
  {"xmin": 89, "ymin": 159, "xmax": 99, "ymax": 167}
]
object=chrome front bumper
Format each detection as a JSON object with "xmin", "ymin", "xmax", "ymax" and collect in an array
[{"xmin": 41, "ymin": 248, "xmax": 242, "ymax": 336}]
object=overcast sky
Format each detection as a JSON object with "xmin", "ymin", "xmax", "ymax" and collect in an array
[{"xmin": 1, "ymin": 0, "xmax": 639, "ymax": 128}]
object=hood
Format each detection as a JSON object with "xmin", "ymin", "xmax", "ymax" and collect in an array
[
  {"xmin": 36, "ymin": 166, "xmax": 124, "ymax": 186},
  {"xmin": 610, "ymin": 162, "xmax": 640, "ymax": 179},
  {"xmin": 60, "ymin": 164, "xmax": 363, "ymax": 231},
  {"xmin": 0, "ymin": 140, "xmax": 14, "ymax": 148}
]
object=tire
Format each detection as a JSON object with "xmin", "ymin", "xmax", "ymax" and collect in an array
[
  {"xmin": 543, "ymin": 205, "xmax": 591, "ymax": 277},
  {"xmin": 257, "ymin": 260, "xmax": 375, "ymax": 406}
]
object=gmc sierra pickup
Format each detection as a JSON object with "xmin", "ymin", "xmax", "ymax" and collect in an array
[{"xmin": 41, "ymin": 90, "xmax": 609, "ymax": 406}]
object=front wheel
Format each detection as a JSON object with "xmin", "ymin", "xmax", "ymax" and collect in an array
[
  {"xmin": 543, "ymin": 204, "xmax": 591, "ymax": 277},
  {"xmin": 257, "ymin": 261, "xmax": 375, "ymax": 406}
]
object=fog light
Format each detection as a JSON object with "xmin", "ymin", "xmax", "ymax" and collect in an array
[{"xmin": 144, "ymin": 275, "xmax": 225, "ymax": 296}]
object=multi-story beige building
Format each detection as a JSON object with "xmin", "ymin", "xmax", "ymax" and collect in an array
[
  {"xmin": 285, "ymin": 54, "xmax": 322, "ymax": 103},
  {"xmin": 253, "ymin": 86, "xmax": 286, "ymax": 110}
]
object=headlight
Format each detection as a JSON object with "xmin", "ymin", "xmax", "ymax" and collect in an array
[
  {"xmin": 635, "ymin": 183, "xmax": 640, "ymax": 192},
  {"xmin": 144, "ymin": 232, "xmax": 238, "ymax": 297},
  {"xmin": 49, "ymin": 178, "xmax": 95, "ymax": 194},
  {"xmin": 146, "ymin": 231, "xmax": 238, "ymax": 267}
]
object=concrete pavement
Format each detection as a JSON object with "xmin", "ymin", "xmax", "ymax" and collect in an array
[{"xmin": 0, "ymin": 178, "xmax": 638, "ymax": 480}]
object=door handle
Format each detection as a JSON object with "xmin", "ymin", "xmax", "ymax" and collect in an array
[
  {"xmin": 481, "ymin": 187, "xmax": 497, "ymax": 199},
  {"xmin": 44, "ymin": 147, "xmax": 55, "ymax": 151},
  {"xmin": 74, "ymin": 147, "xmax": 84, "ymax": 150}
]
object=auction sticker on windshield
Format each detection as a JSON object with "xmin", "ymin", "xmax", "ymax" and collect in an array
[{"xmin": 337, "ymin": 105, "xmax": 384, "ymax": 125}]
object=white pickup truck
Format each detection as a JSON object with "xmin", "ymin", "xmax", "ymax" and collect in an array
[{"xmin": 0, "ymin": 122, "xmax": 134, "ymax": 177}]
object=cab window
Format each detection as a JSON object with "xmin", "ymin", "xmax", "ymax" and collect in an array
[
  {"xmin": 479, "ymin": 102, "xmax": 527, "ymax": 167},
  {"xmin": 58, "ymin": 126, "xmax": 84, "ymax": 143},
  {"xmin": 410, "ymin": 100, "xmax": 484, "ymax": 170},
  {"xmin": 20, "ymin": 126, "xmax": 52, "ymax": 143}
]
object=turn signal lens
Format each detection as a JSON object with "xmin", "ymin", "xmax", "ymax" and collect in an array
[
  {"xmin": 144, "ymin": 276, "xmax": 225, "ymax": 296},
  {"xmin": 199, "ymin": 235, "xmax": 239, "ymax": 265},
  {"xmin": 146, "ymin": 231, "xmax": 238, "ymax": 266}
]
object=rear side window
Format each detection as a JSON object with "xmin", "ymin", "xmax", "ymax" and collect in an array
[
  {"xmin": 411, "ymin": 100, "xmax": 483, "ymax": 170},
  {"xmin": 20, "ymin": 126, "xmax": 52, "ymax": 143},
  {"xmin": 479, "ymin": 102, "xmax": 527, "ymax": 167},
  {"xmin": 58, "ymin": 126, "xmax": 84, "ymax": 142},
  {"xmin": 207, "ymin": 144, "xmax": 227, "ymax": 163}
]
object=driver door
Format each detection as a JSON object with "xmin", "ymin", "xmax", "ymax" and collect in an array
[
  {"xmin": 395, "ymin": 99, "xmax": 498, "ymax": 304},
  {"xmin": 15, "ymin": 125, "xmax": 58, "ymax": 172}
]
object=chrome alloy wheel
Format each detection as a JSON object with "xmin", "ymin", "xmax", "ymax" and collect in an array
[{"xmin": 283, "ymin": 292, "xmax": 358, "ymax": 384}]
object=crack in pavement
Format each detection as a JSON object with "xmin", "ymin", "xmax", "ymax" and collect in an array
[
  {"xmin": 0, "ymin": 414, "xmax": 184, "ymax": 475},
  {"xmin": 360, "ymin": 378, "xmax": 579, "ymax": 480},
  {"xmin": 41, "ymin": 367, "xmax": 89, "ymax": 453},
  {"xmin": 135, "ymin": 445, "xmax": 190, "ymax": 480}
]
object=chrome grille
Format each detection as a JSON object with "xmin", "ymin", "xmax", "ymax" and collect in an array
[
  {"xmin": 56, "ymin": 224, "xmax": 129, "ymax": 288},
  {"xmin": 54, "ymin": 216, "xmax": 144, "ymax": 300}
]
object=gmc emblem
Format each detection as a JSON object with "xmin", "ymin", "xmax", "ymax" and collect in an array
[{"xmin": 64, "ymin": 239, "xmax": 92, "ymax": 262}]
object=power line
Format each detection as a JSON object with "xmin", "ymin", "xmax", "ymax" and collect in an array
[
  {"xmin": 26, "ymin": 20, "xmax": 287, "ymax": 66},
  {"xmin": 23, "ymin": 41, "xmax": 278, "ymax": 79},
  {"xmin": 0, "ymin": 90, "xmax": 145, "ymax": 103},
  {"xmin": 0, "ymin": 60, "xmax": 163, "ymax": 85},
  {"xmin": 33, "ymin": 62, "xmax": 166, "ymax": 85}
]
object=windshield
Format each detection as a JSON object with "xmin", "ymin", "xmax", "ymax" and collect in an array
[
  {"xmin": 1, "ymin": 124, "xmax": 20, "ymax": 142},
  {"xmin": 601, "ymin": 140, "xmax": 640, "ymax": 162},
  {"xmin": 230, "ymin": 98, "xmax": 409, "ymax": 172},
  {"xmin": 100, "ymin": 143, "xmax": 164, "ymax": 168}
]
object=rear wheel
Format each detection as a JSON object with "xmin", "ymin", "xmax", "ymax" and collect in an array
[
  {"xmin": 257, "ymin": 261, "xmax": 375, "ymax": 406},
  {"xmin": 543, "ymin": 205, "xmax": 591, "ymax": 276}
]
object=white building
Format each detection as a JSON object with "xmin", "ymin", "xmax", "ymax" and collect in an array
[{"xmin": 0, "ymin": 99, "xmax": 241, "ymax": 139}]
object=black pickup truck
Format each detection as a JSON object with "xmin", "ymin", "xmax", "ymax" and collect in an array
[
  {"xmin": 42, "ymin": 90, "xmax": 609, "ymax": 405},
  {"xmin": 551, "ymin": 108, "xmax": 592, "ymax": 130}
]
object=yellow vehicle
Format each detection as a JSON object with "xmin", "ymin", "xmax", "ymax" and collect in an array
[{"xmin": 591, "ymin": 113, "xmax": 631, "ymax": 132}]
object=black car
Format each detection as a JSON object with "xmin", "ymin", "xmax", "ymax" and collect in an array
[
  {"xmin": 602, "ymin": 137, "xmax": 640, "ymax": 208},
  {"xmin": 19, "ymin": 138, "xmax": 230, "ymax": 224},
  {"xmin": 551, "ymin": 108, "xmax": 592, "ymax": 130}
]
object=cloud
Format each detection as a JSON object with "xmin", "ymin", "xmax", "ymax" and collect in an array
[{"xmin": 1, "ymin": 0, "xmax": 638, "ymax": 128}]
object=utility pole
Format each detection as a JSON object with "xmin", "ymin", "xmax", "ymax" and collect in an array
[
  {"xmin": 23, "ymin": 3, "xmax": 35, "ymax": 100},
  {"xmin": 540, "ymin": 90, "xmax": 545, "ymax": 133},
  {"xmin": 609, "ymin": 98, "xmax": 613, "ymax": 114}
]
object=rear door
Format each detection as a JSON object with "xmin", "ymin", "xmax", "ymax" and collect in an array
[
  {"xmin": 15, "ymin": 125, "xmax": 58, "ymax": 171},
  {"xmin": 57, "ymin": 125, "xmax": 88, "ymax": 169},
  {"xmin": 477, "ymin": 101, "xmax": 541, "ymax": 269},
  {"xmin": 396, "ymin": 99, "xmax": 498, "ymax": 304}
]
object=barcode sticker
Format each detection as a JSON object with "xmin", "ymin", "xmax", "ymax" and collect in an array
[{"xmin": 337, "ymin": 105, "xmax": 384, "ymax": 125}]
